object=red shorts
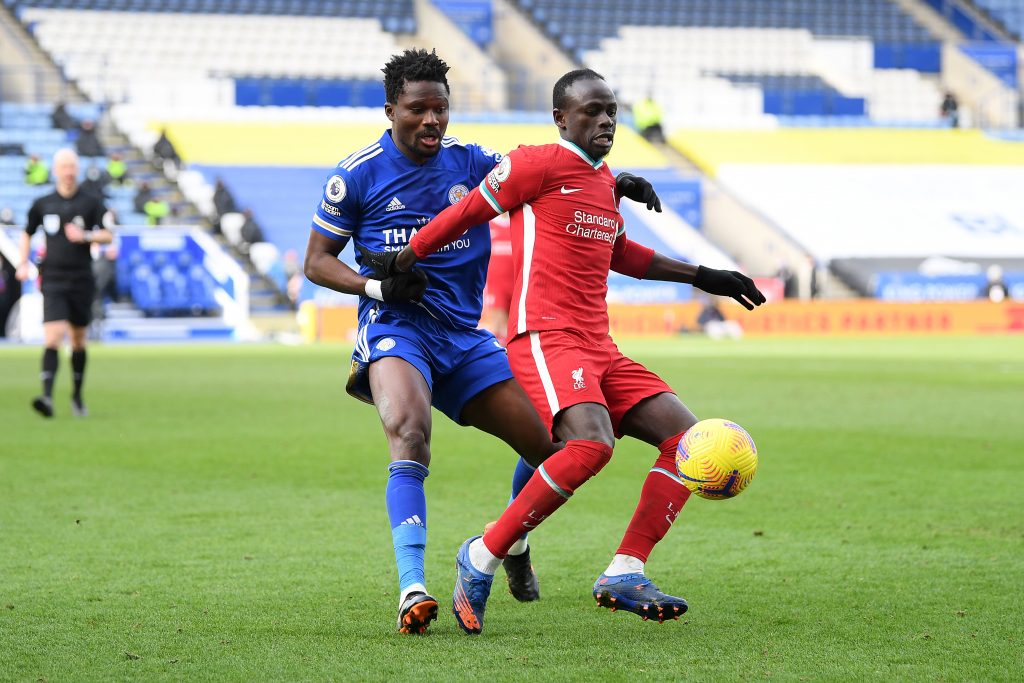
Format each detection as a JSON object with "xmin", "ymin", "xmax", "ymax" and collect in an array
[{"xmin": 507, "ymin": 329, "xmax": 673, "ymax": 438}]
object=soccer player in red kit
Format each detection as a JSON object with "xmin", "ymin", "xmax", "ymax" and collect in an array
[
  {"xmin": 364, "ymin": 68, "xmax": 765, "ymax": 634},
  {"xmin": 481, "ymin": 213, "xmax": 513, "ymax": 338}
]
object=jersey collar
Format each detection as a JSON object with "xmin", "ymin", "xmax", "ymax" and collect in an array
[
  {"xmin": 381, "ymin": 129, "xmax": 442, "ymax": 168},
  {"xmin": 558, "ymin": 138, "xmax": 605, "ymax": 170}
]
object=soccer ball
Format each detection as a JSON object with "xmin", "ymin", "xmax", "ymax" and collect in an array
[{"xmin": 676, "ymin": 418, "xmax": 758, "ymax": 500}]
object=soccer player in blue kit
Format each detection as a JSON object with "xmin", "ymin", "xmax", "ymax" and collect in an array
[
  {"xmin": 303, "ymin": 49, "xmax": 663, "ymax": 634},
  {"xmin": 304, "ymin": 48, "xmax": 555, "ymax": 635}
]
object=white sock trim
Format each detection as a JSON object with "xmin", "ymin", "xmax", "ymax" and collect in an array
[
  {"xmin": 468, "ymin": 537, "xmax": 501, "ymax": 575},
  {"xmin": 604, "ymin": 554, "xmax": 645, "ymax": 577},
  {"xmin": 507, "ymin": 537, "xmax": 528, "ymax": 556},
  {"xmin": 399, "ymin": 582, "xmax": 428, "ymax": 607}
]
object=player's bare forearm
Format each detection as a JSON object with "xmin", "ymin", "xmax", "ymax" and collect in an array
[
  {"xmin": 303, "ymin": 229, "xmax": 366, "ymax": 295},
  {"xmin": 18, "ymin": 231, "xmax": 30, "ymax": 267},
  {"xmin": 395, "ymin": 246, "xmax": 419, "ymax": 273},
  {"xmin": 642, "ymin": 253, "xmax": 766, "ymax": 310},
  {"xmin": 304, "ymin": 250, "xmax": 366, "ymax": 295},
  {"xmin": 15, "ymin": 232, "xmax": 31, "ymax": 280},
  {"xmin": 91, "ymin": 228, "xmax": 114, "ymax": 245},
  {"xmin": 645, "ymin": 252, "xmax": 698, "ymax": 283}
]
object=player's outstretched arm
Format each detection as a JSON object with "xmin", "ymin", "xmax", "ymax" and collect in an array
[
  {"xmin": 393, "ymin": 187, "xmax": 500, "ymax": 273},
  {"xmin": 611, "ymin": 240, "xmax": 766, "ymax": 311},
  {"xmin": 691, "ymin": 264, "xmax": 766, "ymax": 311},
  {"xmin": 615, "ymin": 172, "xmax": 662, "ymax": 212},
  {"xmin": 305, "ymin": 229, "xmax": 427, "ymax": 303}
]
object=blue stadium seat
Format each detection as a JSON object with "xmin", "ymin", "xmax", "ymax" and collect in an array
[
  {"xmin": 130, "ymin": 264, "xmax": 162, "ymax": 314},
  {"xmin": 514, "ymin": 0, "xmax": 939, "ymax": 50}
]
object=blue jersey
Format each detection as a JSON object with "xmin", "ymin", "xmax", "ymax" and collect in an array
[{"xmin": 311, "ymin": 130, "xmax": 502, "ymax": 329}]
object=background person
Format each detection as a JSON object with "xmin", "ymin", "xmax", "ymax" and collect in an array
[
  {"xmin": 481, "ymin": 212, "xmax": 513, "ymax": 338},
  {"xmin": 697, "ymin": 296, "xmax": 744, "ymax": 339},
  {"xmin": 16, "ymin": 148, "xmax": 113, "ymax": 418},
  {"xmin": 75, "ymin": 119, "xmax": 105, "ymax": 158},
  {"xmin": 24, "ymin": 155, "xmax": 50, "ymax": 185}
]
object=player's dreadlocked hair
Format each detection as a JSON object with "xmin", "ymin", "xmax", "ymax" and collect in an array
[
  {"xmin": 552, "ymin": 68, "xmax": 606, "ymax": 110},
  {"xmin": 382, "ymin": 48, "xmax": 451, "ymax": 104}
]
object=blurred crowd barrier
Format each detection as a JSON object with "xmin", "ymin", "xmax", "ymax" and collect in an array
[{"xmin": 297, "ymin": 299, "xmax": 1024, "ymax": 342}]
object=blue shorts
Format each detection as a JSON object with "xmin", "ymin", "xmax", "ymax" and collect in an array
[{"xmin": 346, "ymin": 307, "xmax": 513, "ymax": 424}]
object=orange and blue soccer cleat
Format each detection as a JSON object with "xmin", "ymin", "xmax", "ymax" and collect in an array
[
  {"xmin": 452, "ymin": 536, "xmax": 493, "ymax": 635},
  {"xmin": 397, "ymin": 592, "xmax": 438, "ymax": 634},
  {"xmin": 593, "ymin": 573, "xmax": 688, "ymax": 623}
]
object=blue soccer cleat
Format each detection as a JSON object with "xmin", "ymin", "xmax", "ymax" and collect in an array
[
  {"xmin": 452, "ymin": 536, "xmax": 494, "ymax": 635},
  {"xmin": 593, "ymin": 573, "xmax": 688, "ymax": 623},
  {"xmin": 397, "ymin": 591, "xmax": 438, "ymax": 635}
]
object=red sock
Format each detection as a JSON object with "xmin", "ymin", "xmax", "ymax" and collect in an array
[
  {"xmin": 616, "ymin": 433, "xmax": 692, "ymax": 562},
  {"xmin": 482, "ymin": 439, "xmax": 613, "ymax": 557}
]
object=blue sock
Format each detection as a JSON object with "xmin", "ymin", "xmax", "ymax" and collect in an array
[
  {"xmin": 510, "ymin": 457, "xmax": 536, "ymax": 501},
  {"xmin": 508, "ymin": 457, "xmax": 536, "ymax": 549},
  {"xmin": 386, "ymin": 460, "xmax": 429, "ymax": 597}
]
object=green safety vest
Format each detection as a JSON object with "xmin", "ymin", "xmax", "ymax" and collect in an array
[
  {"xmin": 144, "ymin": 199, "xmax": 170, "ymax": 225},
  {"xmin": 108, "ymin": 159, "xmax": 127, "ymax": 179},
  {"xmin": 25, "ymin": 161, "xmax": 49, "ymax": 185},
  {"xmin": 633, "ymin": 98, "xmax": 663, "ymax": 131}
]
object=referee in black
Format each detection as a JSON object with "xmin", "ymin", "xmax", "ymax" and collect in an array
[{"xmin": 16, "ymin": 148, "xmax": 112, "ymax": 418}]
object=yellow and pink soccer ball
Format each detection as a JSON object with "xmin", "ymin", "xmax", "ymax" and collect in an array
[{"xmin": 676, "ymin": 418, "xmax": 758, "ymax": 500}]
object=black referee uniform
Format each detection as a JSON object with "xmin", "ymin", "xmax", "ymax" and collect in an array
[{"xmin": 25, "ymin": 187, "xmax": 107, "ymax": 326}]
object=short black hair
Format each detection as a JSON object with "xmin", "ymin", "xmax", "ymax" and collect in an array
[
  {"xmin": 552, "ymin": 68, "xmax": 606, "ymax": 110},
  {"xmin": 382, "ymin": 48, "xmax": 451, "ymax": 104}
]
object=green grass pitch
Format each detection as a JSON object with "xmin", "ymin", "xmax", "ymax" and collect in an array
[{"xmin": 1, "ymin": 336, "xmax": 1022, "ymax": 682}]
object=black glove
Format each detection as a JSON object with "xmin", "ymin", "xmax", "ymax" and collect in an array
[
  {"xmin": 380, "ymin": 269, "xmax": 429, "ymax": 304},
  {"xmin": 616, "ymin": 171, "xmax": 662, "ymax": 212},
  {"xmin": 693, "ymin": 266, "xmax": 767, "ymax": 311},
  {"xmin": 358, "ymin": 245, "xmax": 404, "ymax": 277}
]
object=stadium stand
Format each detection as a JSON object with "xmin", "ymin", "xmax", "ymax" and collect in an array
[
  {"xmin": 971, "ymin": 0, "xmax": 1023, "ymax": 39},
  {"xmin": 0, "ymin": 102, "xmax": 151, "ymax": 226},
  {"xmin": 585, "ymin": 29, "xmax": 942, "ymax": 126},
  {"xmin": 6, "ymin": 0, "xmax": 1021, "ymax": 318},
  {"xmin": 510, "ymin": 0, "xmax": 948, "ymax": 126},
  {"xmin": 515, "ymin": 0, "xmax": 935, "ymax": 54},
  {"xmin": 12, "ymin": 6, "xmax": 409, "ymax": 106},
  {"xmin": 715, "ymin": 73, "xmax": 866, "ymax": 117},
  {"xmin": 673, "ymin": 128, "xmax": 1024, "ymax": 297},
  {"xmin": 921, "ymin": 0, "xmax": 1010, "ymax": 42}
]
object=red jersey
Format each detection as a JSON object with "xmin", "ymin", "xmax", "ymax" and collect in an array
[
  {"xmin": 411, "ymin": 139, "xmax": 654, "ymax": 340},
  {"xmin": 484, "ymin": 214, "xmax": 514, "ymax": 310},
  {"xmin": 480, "ymin": 140, "xmax": 622, "ymax": 337}
]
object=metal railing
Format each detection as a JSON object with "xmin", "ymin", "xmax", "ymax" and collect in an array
[{"xmin": 0, "ymin": 65, "xmax": 75, "ymax": 105}]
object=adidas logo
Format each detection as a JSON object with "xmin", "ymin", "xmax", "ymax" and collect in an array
[
  {"xmin": 400, "ymin": 515, "xmax": 423, "ymax": 526},
  {"xmin": 385, "ymin": 196, "xmax": 406, "ymax": 212}
]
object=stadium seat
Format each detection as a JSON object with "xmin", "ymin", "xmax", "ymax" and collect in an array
[
  {"xmin": 247, "ymin": 241, "xmax": 279, "ymax": 276},
  {"xmin": 218, "ymin": 211, "xmax": 245, "ymax": 246},
  {"xmin": 14, "ymin": 6, "xmax": 407, "ymax": 106}
]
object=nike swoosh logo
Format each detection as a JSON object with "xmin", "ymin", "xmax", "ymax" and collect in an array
[{"xmin": 560, "ymin": 186, "xmax": 583, "ymax": 194}]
